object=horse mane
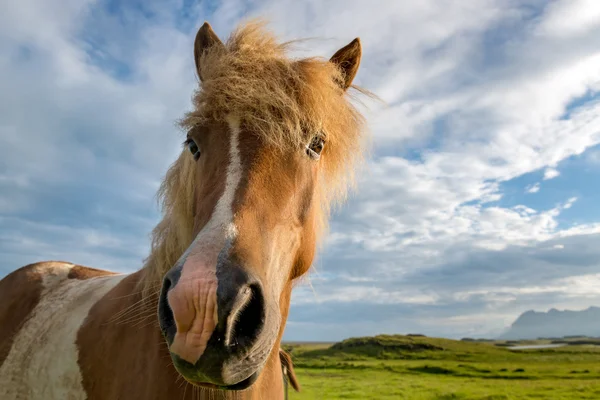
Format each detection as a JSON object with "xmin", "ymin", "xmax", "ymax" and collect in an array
[
  {"xmin": 140, "ymin": 20, "xmax": 371, "ymax": 295},
  {"xmin": 279, "ymin": 349, "xmax": 300, "ymax": 392}
]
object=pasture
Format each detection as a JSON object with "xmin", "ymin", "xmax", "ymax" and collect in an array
[{"xmin": 284, "ymin": 335, "xmax": 600, "ymax": 400}]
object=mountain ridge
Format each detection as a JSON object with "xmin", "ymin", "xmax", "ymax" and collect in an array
[{"xmin": 499, "ymin": 306, "xmax": 600, "ymax": 340}]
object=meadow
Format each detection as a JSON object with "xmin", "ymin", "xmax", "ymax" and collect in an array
[{"xmin": 283, "ymin": 335, "xmax": 600, "ymax": 400}]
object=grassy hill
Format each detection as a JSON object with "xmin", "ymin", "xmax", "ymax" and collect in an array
[{"xmin": 283, "ymin": 334, "xmax": 600, "ymax": 399}]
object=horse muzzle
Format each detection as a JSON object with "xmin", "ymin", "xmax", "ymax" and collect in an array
[{"xmin": 158, "ymin": 258, "xmax": 279, "ymax": 389}]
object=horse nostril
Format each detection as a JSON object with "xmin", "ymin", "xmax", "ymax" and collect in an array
[
  {"xmin": 158, "ymin": 274, "xmax": 176, "ymax": 342},
  {"xmin": 224, "ymin": 283, "xmax": 265, "ymax": 349}
]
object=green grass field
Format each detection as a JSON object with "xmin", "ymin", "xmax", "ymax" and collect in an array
[{"xmin": 282, "ymin": 335, "xmax": 600, "ymax": 400}]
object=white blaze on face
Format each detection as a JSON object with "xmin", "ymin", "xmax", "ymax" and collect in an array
[
  {"xmin": 189, "ymin": 114, "xmax": 243, "ymax": 255},
  {"xmin": 167, "ymin": 115, "xmax": 244, "ymax": 364},
  {"xmin": 0, "ymin": 263, "xmax": 126, "ymax": 400}
]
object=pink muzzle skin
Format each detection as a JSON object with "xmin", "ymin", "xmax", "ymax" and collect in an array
[{"xmin": 166, "ymin": 259, "xmax": 219, "ymax": 364}]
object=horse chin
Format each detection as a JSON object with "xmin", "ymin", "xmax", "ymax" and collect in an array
[
  {"xmin": 182, "ymin": 370, "xmax": 260, "ymax": 391},
  {"xmin": 219, "ymin": 371, "xmax": 260, "ymax": 391},
  {"xmin": 168, "ymin": 343, "xmax": 269, "ymax": 391}
]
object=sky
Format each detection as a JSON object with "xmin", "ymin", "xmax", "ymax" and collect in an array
[{"xmin": 1, "ymin": 0, "xmax": 600, "ymax": 341}]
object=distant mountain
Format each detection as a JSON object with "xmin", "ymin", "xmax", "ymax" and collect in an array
[{"xmin": 499, "ymin": 306, "xmax": 600, "ymax": 340}]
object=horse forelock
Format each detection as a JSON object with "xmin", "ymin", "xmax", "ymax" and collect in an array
[{"xmin": 182, "ymin": 19, "xmax": 370, "ymax": 206}]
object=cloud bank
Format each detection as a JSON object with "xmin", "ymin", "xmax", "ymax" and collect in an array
[{"xmin": 1, "ymin": 0, "xmax": 600, "ymax": 340}]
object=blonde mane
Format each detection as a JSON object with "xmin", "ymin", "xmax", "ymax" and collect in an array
[{"xmin": 141, "ymin": 20, "xmax": 370, "ymax": 295}]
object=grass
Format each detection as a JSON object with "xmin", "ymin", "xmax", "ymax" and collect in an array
[{"xmin": 283, "ymin": 335, "xmax": 600, "ymax": 399}]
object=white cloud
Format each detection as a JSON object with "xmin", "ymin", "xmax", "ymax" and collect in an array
[
  {"xmin": 543, "ymin": 168, "xmax": 560, "ymax": 180},
  {"xmin": 535, "ymin": 0, "xmax": 600, "ymax": 38},
  {"xmin": 293, "ymin": 285, "xmax": 440, "ymax": 306},
  {"xmin": 0, "ymin": 216, "xmax": 152, "ymax": 273},
  {"xmin": 526, "ymin": 183, "xmax": 540, "ymax": 193},
  {"xmin": 583, "ymin": 147, "xmax": 600, "ymax": 165}
]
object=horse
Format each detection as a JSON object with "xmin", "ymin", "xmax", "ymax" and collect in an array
[{"xmin": 0, "ymin": 20, "xmax": 369, "ymax": 399}]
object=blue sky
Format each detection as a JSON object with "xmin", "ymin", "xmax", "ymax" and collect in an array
[{"xmin": 2, "ymin": 0, "xmax": 600, "ymax": 341}]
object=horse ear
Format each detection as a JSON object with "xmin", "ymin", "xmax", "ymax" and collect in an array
[
  {"xmin": 194, "ymin": 22, "xmax": 224, "ymax": 81},
  {"xmin": 329, "ymin": 38, "xmax": 362, "ymax": 91}
]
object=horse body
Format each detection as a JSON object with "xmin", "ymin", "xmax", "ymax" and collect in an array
[{"xmin": 0, "ymin": 20, "xmax": 369, "ymax": 399}]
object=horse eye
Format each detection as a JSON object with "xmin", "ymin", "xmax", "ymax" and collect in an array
[
  {"xmin": 185, "ymin": 138, "xmax": 201, "ymax": 161},
  {"xmin": 306, "ymin": 136, "xmax": 325, "ymax": 160}
]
